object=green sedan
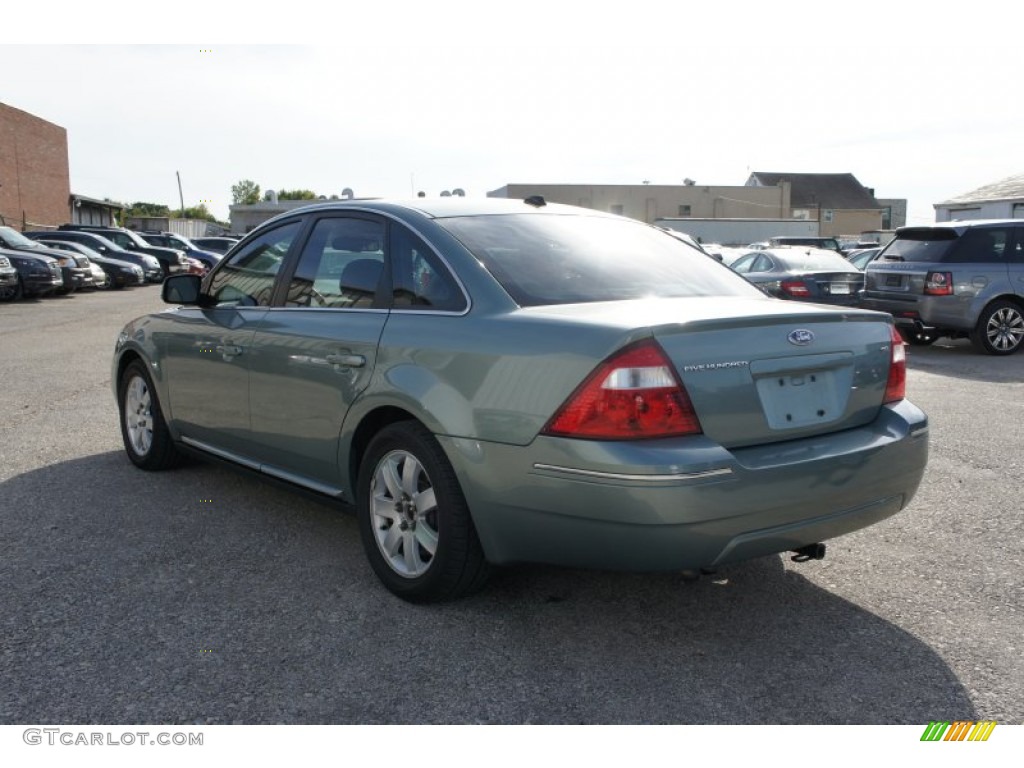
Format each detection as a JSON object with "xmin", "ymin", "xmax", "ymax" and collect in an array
[{"xmin": 113, "ymin": 198, "xmax": 929, "ymax": 601}]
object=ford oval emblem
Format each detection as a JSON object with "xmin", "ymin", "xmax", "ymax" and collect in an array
[{"xmin": 788, "ymin": 329, "xmax": 815, "ymax": 346}]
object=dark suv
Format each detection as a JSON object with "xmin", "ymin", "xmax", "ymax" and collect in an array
[
  {"xmin": 0, "ymin": 226, "xmax": 92, "ymax": 292},
  {"xmin": 24, "ymin": 230, "xmax": 164, "ymax": 282},
  {"xmin": 57, "ymin": 225, "xmax": 188, "ymax": 277},
  {"xmin": 861, "ymin": 220, "xmax": 1024, "ymax": 355}
]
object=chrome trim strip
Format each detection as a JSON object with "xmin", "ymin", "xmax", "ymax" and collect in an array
[
  {"xmin": 260, "ymin": 464, "xmax": 345, "ymax": 498},
  {"xmin": 910, "ymin": 426, "xmax": 929, "ymax": 437},
  {"xmin": 531, "ymin": 463, "xmax": 733, "ymax": 482},
  {"xmin": 181, "ymin": 436, "xmax": 260, "ymax": 470},
  {"xmin": 181, "ymin": 436, "xmax": 346, "ymax": 498}
]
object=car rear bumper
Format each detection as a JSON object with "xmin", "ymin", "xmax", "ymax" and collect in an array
[
  {"xmin": 861, "ymin": 294, "xmax": 973, "ymax": 333},
  {"xmin": 442, "ymin": 399, "xmax": 928, "ymax": 570}
]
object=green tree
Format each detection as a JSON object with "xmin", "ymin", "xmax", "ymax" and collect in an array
[
  {"xmin": 275, "ymin": 188, "xmax": 318, "ymax": 200},
  {"xmin": 231, "ymin": 179, "xmax": 261, "ymax": 205},
  {"xmin": 179, "ymin": 203, "xmax": 219, "ymax": 223},
  {"xmin": 127, "ymin": 201, "xmax": 172, "ymax": 217}
]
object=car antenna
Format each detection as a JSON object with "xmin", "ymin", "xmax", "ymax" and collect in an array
[{"xmin": 524, "ymin": 195, "xmax": 546, "ymax": 208}]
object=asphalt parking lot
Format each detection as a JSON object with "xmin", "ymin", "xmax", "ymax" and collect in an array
[{"xmin": 1, "ymin": 287, "xmax": 1021, "ymax": 724}]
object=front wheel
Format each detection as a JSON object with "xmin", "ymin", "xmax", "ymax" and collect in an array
[
  {"xmin": 357, "ymin": 422, "xmax": 489, "ymax": 602},
  {"xmin": 0, "ymin": 278, "xmax": 21, "ymax": 301},
  {"xmin": 970, "ymin": 300, "xmax": 1024, "ymax": 355},
  {"xmin": 118, "ymin": 359, "xmax": 182, "ymax": 470}
]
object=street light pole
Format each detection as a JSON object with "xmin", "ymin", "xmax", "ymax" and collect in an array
[{"xmin": 176, "ymin": 171, "xmax": 185, "ymax": 215}]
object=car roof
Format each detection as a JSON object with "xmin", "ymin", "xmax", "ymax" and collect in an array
[
  {"xmin": 759, "ymin": 247, "xmax": 849, "ymax": 262},
  {"xmin": 273, "ymin": 197, "xmax": 620, "ymax": 221},
  {"xmin": 898, "ymin": 219, "xmax": 1024, "ymax": 234}
]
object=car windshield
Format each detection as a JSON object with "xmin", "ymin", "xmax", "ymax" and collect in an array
[
  {"xmin": 120, "ymin": 230, "xmax": 151, "ymax": 247},
  {"xmin": 1, "ymin": 226, "xmax": 45, "ymax": 249},
  {"xmin": 438, "ymin": 214, "xmax": 761, "ymax": 307},
  {"xmin": 879, "ymin": 230, "xmax": 957, "ymax": 263}
]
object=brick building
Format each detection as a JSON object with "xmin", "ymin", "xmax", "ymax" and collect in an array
[{"xmin": 0, "ymin": 102, "xmax": 71, "ymax": 229}]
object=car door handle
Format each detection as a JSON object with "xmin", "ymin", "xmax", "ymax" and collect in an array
[
  {"xmin": 326, "ymin": 353, "xmax": 365, "ymax": 368},
  {"xmin": 216, "ymin": 344, "xmax": 244, "ymax": 359}
]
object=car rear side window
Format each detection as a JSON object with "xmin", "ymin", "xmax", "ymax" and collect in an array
[
  {"xmin": 208, "ymin": 221, "xmax": 301, "ymax": 307},
  {"xmin": 389, "ymin": 225, "xmax": 466, "ymax": 312},
  {"xmin": 439, "ymin": 214, "xmax": 759, "ymax": 307},
  {"xmin": 946, "ymin": 226, "xmax": 1015, "ymax": 264},
  {"xmin": 284, "ymin": 217, "xmax": 385, "ymax": 309}
]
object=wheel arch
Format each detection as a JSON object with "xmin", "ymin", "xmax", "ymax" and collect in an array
[
  {"xmin": 969, "ymin": 287, "xmax": 1024, "ymax": 324},
  {"xmin": 344, "ymin": 405, "xmax": 425, "ymax": 501}
]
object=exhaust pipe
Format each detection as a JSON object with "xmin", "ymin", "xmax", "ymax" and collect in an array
[{"xmin": 791, "ymin": 543, "xmax": 826, "ymax": 563}]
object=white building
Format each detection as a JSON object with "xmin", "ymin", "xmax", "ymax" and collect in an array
[{"xmin": 934, "ymin": 173, "xmax": 1024, "ymax": 222}]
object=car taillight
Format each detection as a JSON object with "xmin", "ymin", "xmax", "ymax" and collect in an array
[
  {"xmin": 542, "ymin": 339, "xmax": 702, "ymax": 439},
  {"xmin": 781, "ymin": 280, "xmax": 811, "ymax": 297},
  {"xmin": 884, "ymin": 325, "xmax": 906, "ymax": 404},
  {"xmin": 924, "ymin": 271, "xmax": 953, "ymax": 296}
]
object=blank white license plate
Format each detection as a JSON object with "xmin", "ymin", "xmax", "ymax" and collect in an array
[{"xmin": 830, "ymin": 283, "xmax": 851, "ymax": 294}]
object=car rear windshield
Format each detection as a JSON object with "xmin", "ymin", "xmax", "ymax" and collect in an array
[
  {"xmin": 438, "ymin": 214, "xmax": 762, "ymax": 306},
  {"xmin": 878, "ymin": 229, "xmax": 957, "ymax": 263}
]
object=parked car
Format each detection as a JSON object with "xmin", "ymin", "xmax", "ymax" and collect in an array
[
  {"xmin": 23, "ymin": 230, "xmax": 163, "ymax": 282},
  {"xmin": 862, "ymin": 220, "xmax": 1024, "ymax": 353},
  {"xmin": 729, "ymin": 247, "xmax": 865, "ymax": 306},
  {"xmin": 846, "ymin": 247, "xmax": 882, "ymax": 271},
  {"xmin": 0, "ymin": 247, "xmax": 63, "ymax": 299},
  {"xmin": 0, "ymin": 252, "xmax": 19, "ymax": 300},
  {"xmin": 113, "ymin": 198, "xmax": 927, "ymax": 602},
  {"xmin": 842, "ymin": 241, "xmax": 883, "ymax": 255},
  {"xmin": 0, "ymin": 226, "xmax": 92, "ymax": 293},
  {"xmin": 38, "ymin": 239, "xmax": 146, "ymax": 289},
  {"xmin": 768, "ymin": 236, "xmax": 843, "ymax": 253},
  {"xmin": 190, "ymin": 236, "xmax": 241, "ymax": 255},
  {"xmin": 138, "ymin": 232, "xmax": 222, "ymax": 271},
  {"xmin": 183, "ymin": 256, "xmax": 207, "ymax": 275},
  {"xmin": 57, "ymin": 224, "xmax": 188, "ymax": 277}
]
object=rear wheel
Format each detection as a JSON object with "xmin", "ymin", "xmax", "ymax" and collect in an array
[
  {"xmin": 970, "ymin": 300, "xmax": 1024, "ymax": 355},
  {"xmin": 118, "ymin": 359, "xmax": 182, "ymax": 470},
  {"xmin": 357, "ymin": 421, "xmax": 489, "ymax": 602}
]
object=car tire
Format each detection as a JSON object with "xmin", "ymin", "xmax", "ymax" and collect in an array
[
  {"xmin": 357, "ymin": 421, "xmax": 489, "ymax": 602},
  {"xmin": 0, "ymin": 278, "xmax": 22, "ymax": 301},
  {"xmin": 118, "ymin": 359, "xmax": 182, "ymax": 470},
  {"xmin": 970, "ymin": 300, "xmax": 1024, "ymax": 356},
  {"xmin": 99, "ymin": 272, "xmax": 113, "ymax": 290},
  {"xmin": 898, "ymin": 328, "xmax": 937, "ymax": 346}
]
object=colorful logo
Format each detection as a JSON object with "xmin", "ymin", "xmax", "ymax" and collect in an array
[{"xmin": 920, "ymin": 721, "xmax": 997, "ymax": 742}]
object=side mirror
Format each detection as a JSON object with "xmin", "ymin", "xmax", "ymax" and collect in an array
[{"xmin": 162, "ymin": 274, "xmax": 203, "ymax": 305}]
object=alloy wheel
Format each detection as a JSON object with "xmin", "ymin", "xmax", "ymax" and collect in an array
[
  {"xmin": 124, "ymin": 375, "xmax": 153, "ymax": 457},
  {"xmin": 985, "ymin": 306, "xmax": 1024, "ymax": 352},
  {"xmin": 369, "ymin": 449, "xmax": 439, "ymax": 578}
]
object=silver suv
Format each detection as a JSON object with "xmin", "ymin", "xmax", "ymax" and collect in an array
[{"xmin": 862, "ymin": 220, "xmax": 1024, "ymax": 355}]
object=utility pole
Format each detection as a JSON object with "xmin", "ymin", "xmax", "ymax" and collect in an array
[{"xmin": 176, "ymin": 171, "xmax": 185, "ymax": 215}]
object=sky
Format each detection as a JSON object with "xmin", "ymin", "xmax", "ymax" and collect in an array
[{"xmin": 3, "ymin": 1, "xmax": 1021, "ymax": 227}]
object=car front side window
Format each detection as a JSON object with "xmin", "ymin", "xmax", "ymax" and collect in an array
[
  {"xmin": 207, "ymin": 221, "xmax": 301, "ymax": 307},
  {"xmin": 284, "ymin": 217, "xmax": 385, "ymax": 309}
]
